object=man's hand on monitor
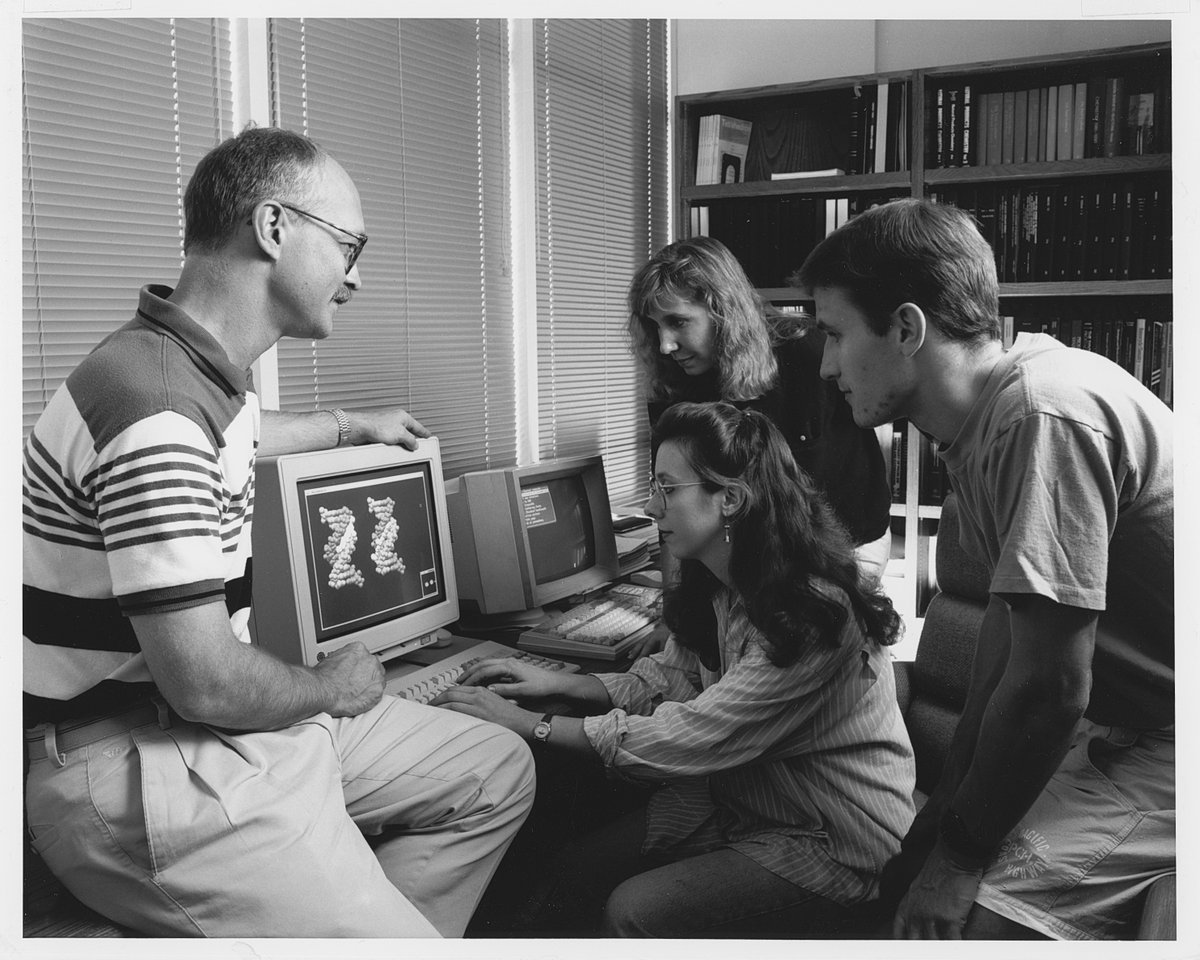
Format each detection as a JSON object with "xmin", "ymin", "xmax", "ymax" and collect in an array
[
  {"xmin": 627, "ymin": 622, "xmax": 670, "ymax": 660},
  {"xmin": 314, "ymin": 641, "xmax": 386, "ymax": 716},
  {"xmin": 347, "ymin": 407, "xmax": 432, "ymax": 450}
]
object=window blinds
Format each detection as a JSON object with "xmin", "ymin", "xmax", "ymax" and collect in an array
[
  {"xmin": 268, "ymin": 18, "xmax": 516, "ymax": 478},
  {"xmin": 533, "ymin": 19, "xmax": 669, "ymax": 506},
  {"xmin": 21, "ymin": 18, "xmax": 232, "ymax": 438}
]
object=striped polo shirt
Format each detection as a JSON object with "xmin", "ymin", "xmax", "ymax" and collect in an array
[
  {"xmin": 23, "ymin": 285, "xmax": 258, "ymax": 725},
  {"xmin": 584, "ymin": 584, "xmax": 916, "ymax": 904}
]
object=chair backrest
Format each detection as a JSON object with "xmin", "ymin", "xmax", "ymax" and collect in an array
[{"xmin": 903, "ymin": 494, "xmax": 991, "ymax": 796}]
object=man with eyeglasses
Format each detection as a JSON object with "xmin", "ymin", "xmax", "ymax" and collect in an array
[{"xmin": 23, "ymin": 126, "xmax": 535, "ymax": 937}]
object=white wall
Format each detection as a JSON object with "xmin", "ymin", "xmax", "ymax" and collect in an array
[
  {"xmin": 675, "ymin": 18, "xmax": 1171, "ymax": 95},
  {"xmin": 674, "ymin": 20, "xmax": 876, "ymax": 94}
]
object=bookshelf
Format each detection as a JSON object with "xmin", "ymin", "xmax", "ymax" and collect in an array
[{"xmin": 676, "ymin": 42, "xmax": 1171, "ymax": 618}]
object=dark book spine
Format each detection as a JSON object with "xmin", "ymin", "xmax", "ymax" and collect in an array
[
  {"xmin": 863, "ymin": 89, "xmax": 878, "ymax": 176},
  {"xmin": 996, "ymin": 189, "xmax": 1010, "ymax": 282},
  {"xmin": 1103, "ymin": 76, "xmax": 1126, "ymax": 157},
  {"xmin": 1001, "ymin": 90, "xmax": 1016, "ymax": 164},
  {"xmin": 959, "ymin": 83, "xmax": 973, "ymax": 167},
  {"xmin": 1012, "ymin": 88, "xmax": 1028, "ymax": 163},
  {"xmin": 1104, "ymin": 182, "xmax": 1121, "ymax": 279},
  {"xmin": 1037, "ymin": 186, "xmax": 1056, "ymax": 282},
  {"xmin": 1071, "ymin": 187, "xmax": 1088, "ymax": 281},
  {"xmin": 1086, "ymin": 77, "xmax": 1105, "ymax": 158},
  {"xmin": 985, "ymin": 90, "xmax": 1004, "ymax": 165},
  {"xmin": 890, "ymin": 422, "xmax": 907, "ymax": 502},
  {"xmin": 1088, "ymin": 185, "xmax": 1105, "ymax": 280},
  {"xmin": 1117, "ymin": 179, "xmax": 1134, "ymax": 281},
  {"xmin": 886, "ymin": 80, "xmax": 903, "ymax": 172},
  {"xmin": 849, "ymin": 88, "xmax": 863, "ymax": 175},
  {"xmin": 1025, "ymin": 87, "xmax": 1041, "ymax": 163},
  {"xmin": 1056, "ymin": 186, "xmax": 1071, "ymax": 281},
  {"xmin": 1019, "ymin": 187, "xmax": 1038, "ymax": 282},
  {"xmin": 1145, "ymin": 183, "xmax": 1163, "ymax": 279}
]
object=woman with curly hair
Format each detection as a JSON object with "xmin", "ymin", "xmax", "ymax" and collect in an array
[
  {"xmin": 627, "ymin": 236, "xmax": 892, "ymax": 587},
  {"xmin": 433, "ymin": 402, "xmax": 915, "ymax": 937}
]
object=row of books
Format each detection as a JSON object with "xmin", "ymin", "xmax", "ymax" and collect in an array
[
  {"xmin": 890, "ymin": 315, "xmax": 1173, "ymax": 505},
  {"xmin": 928, "ymin": 72, "xmax": 1167, "ymax": 169},
  {"xmin": 695, "ymin": 114, "xmax": 752, "ymax": 185},
  {"xmin": 929, "ymin": 175, "xmax": 1171, "ymax": 284},
  {"xmin": 847, "ymin": 81, "xmax": 910, "ymax": 175},
  {"xmin": 691, "ymin": 192, "xmax": 908, "ymax": 288}
]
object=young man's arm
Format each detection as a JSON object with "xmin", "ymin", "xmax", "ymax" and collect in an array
[
  {"xmin": 133, "ymin": 601, "xmax": 386, "ymax": 730},
  {"xmin": 879, "ymin": 593, "xmax": 1012, "ymax": 903},
  {"xmin": 892, "ymin": 593, "xmax": 1097, "ymax": 939},
  {"xmin": 259, "ymin": 407, "xmax": 430, "ymax": 457}
]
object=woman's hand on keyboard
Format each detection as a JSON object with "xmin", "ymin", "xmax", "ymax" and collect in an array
[
  {"xmin": 454, "ymin": 657, "xmax": 568, "ymax": 703},
  {"xmin": 430, "ymin": 680, "xmax": 539, "ymax": 735},
  {"xmin": 626, "ymin": 622, "xmax": 671, "ymax": 660}
]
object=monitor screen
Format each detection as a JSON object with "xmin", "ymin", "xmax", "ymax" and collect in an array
[
  {"xmin": 520, "ymin": 473, "xmax": 597, "ymax": 586},
  {"xmin": 296, "ymin": 461, "xmax": 446, "ymax": 644}
]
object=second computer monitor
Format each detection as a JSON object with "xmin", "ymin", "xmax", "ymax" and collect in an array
[{"xmin": 446, "ymin": 455, "xmax": 620, "ymax": 624}]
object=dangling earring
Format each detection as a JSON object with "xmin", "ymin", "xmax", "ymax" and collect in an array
[{"xmin": 723, "ymin": 522, "xmax": 731, "ymax": 543}]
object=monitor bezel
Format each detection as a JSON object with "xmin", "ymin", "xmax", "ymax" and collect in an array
[{"xmin": 259, "ymin": 438, "xmax": 459, "ymax": 664}]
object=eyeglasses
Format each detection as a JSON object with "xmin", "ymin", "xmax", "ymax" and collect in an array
[
  {"xmin": 647, "ymin": 477, "xmax": 708, "ymax": 501},
  {"xmin": 279, "ymin": 202, "xmax": 368, "ymax": 274}
]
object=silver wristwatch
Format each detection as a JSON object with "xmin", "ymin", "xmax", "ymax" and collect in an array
[{"xmin": 330, "ymin": 408, "xmax": 352, "ymax": 447}]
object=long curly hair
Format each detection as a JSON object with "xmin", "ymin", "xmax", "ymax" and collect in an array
[
  {"xmin": 627, "ymin": 237, "xmax": 779, "ymax": 402},
  {"xmin": 655, "ymin": 401, "xmax": 900, "ymax": 668}
]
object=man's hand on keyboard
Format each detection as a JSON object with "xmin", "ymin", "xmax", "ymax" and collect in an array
[
  {"xmin": 431, "ymin": 680, "xmax": 539, "ymax": 736},
  {"xmin": 454, "ymin": 657, "xmax": 568, "ymax": 702},
  {"xmin": 625, "ymin": 622, "xmax": 670, "ymax": 660}
]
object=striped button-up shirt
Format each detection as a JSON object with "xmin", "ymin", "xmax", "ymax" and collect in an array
[{"xmin": 583, "ymin": 584, "xmax": 915, "ymax": 904}]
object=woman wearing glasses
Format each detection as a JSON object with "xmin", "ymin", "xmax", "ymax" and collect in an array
[
  {"xmin": 626, "ymin": 236, "xmax": 892, "ymax": 592},
  {"xmin": 433, "ymin": 402, "xmax": 915, "ymax": 938}
]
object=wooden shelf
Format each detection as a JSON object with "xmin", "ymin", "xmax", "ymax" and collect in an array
[
  {"xmin": 999, "ymin": 279, "xmax": 1170, "ymax": 298},
  {"xmin": 923, "ymin": 153, "xmax": 1169, "ymax": 185},
  {"xmin": 683, "ymin": 171, "xmax": 911, "ymax": 201}
]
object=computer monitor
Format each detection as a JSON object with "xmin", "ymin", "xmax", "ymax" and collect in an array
[
  {"xmin": 250, "ymin": 439, "xmax": 458, "ymax": 666},
  {"xmin": 446, "ymin": 455, "xmax": 620, "ymax": 626}
]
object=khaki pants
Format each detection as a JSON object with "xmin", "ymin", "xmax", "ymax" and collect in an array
[{"xmin": 25, "ymin": 695, "xmax": 535, "ymax": 937}]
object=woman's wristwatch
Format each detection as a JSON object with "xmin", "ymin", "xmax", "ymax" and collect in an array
[{"xmin": 531, "ymin": 713, "xmax": 553, "ymax": 745}]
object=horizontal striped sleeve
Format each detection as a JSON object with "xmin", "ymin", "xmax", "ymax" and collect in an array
[{"xmin": 93, "ymin": 411, "xmax": 232, "ymax": 611}]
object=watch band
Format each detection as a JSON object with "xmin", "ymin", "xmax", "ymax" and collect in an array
[{"xmin": 330, "ymin": 408, "xmax": 352, "ymax": 447}]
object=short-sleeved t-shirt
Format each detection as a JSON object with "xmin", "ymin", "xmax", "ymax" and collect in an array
[
  {"xmin": 648, "ymin": 332, "xmax": 890, "ymax": 545},
  {"xmin": 938, "ymin": 333, "xmax": 1173, "ymax": 729}
]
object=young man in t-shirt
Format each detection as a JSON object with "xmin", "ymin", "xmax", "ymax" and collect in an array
[{"xmin": 794, "ymin": 197, "xmax": 1173, "ymax": 940}]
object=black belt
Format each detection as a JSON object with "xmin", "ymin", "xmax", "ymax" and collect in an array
[{"xmin": 25, "ymin": 700, "xmax": 174, "ymax": 766}]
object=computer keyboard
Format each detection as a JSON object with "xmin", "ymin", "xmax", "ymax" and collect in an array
[
  {"xmin": 517, "ymin": 582, "xmax": 663, "ymax": 661},
  {"xmin": 384, "ymin": 639, "xmax": 578, "ymax": 705}
]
